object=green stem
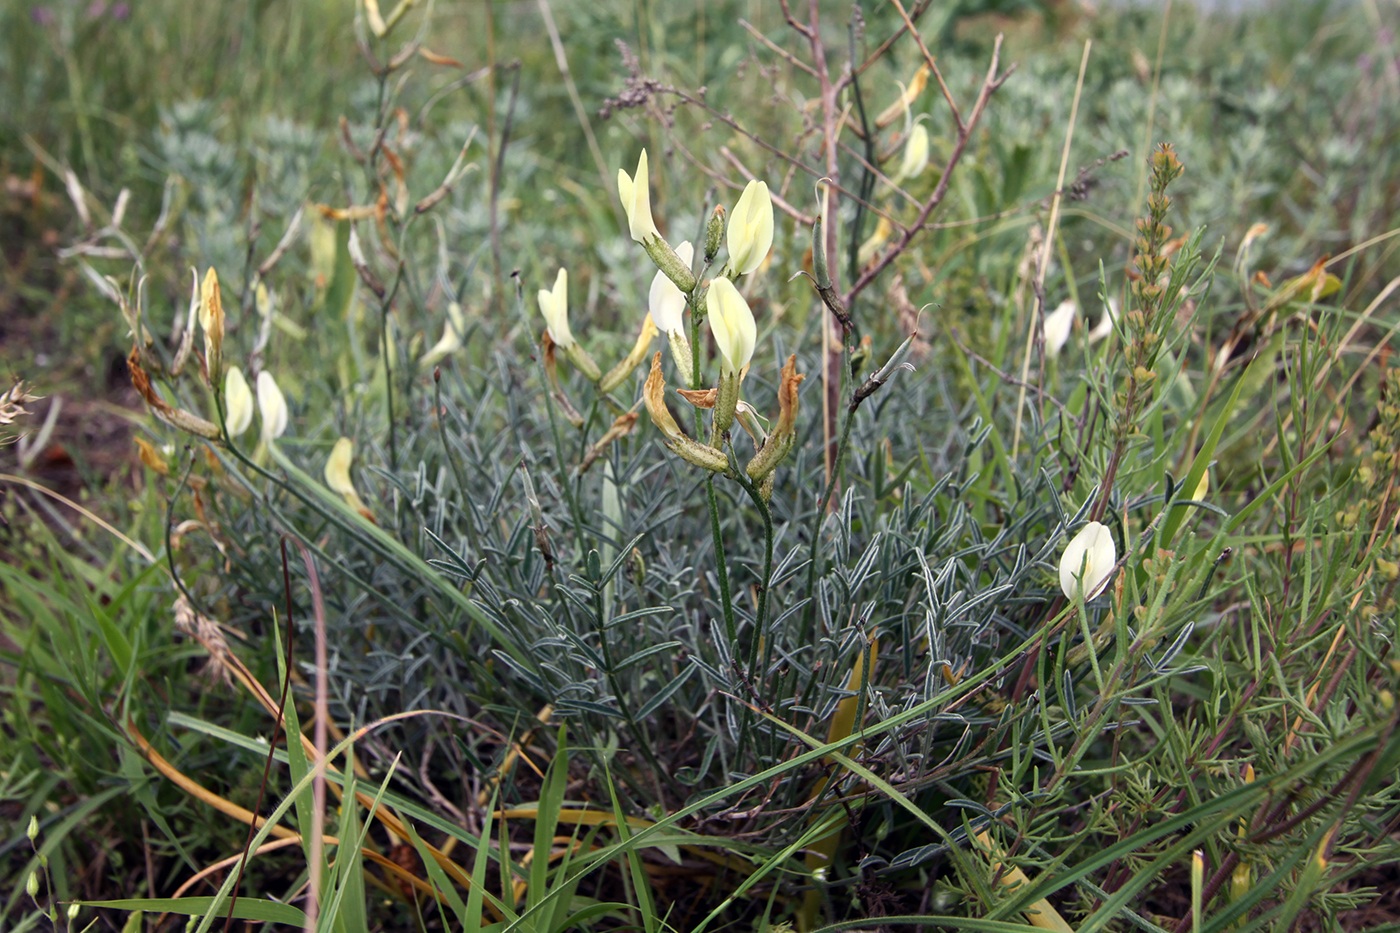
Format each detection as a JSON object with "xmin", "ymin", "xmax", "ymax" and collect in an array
[
  {"xmin": 803, "ymin": 394, "xmax": 857, "ymax": 636},
  {"xmin": 738, "ymin": 474, "xmax": 776, "ymax": 680},
  {"xmin": 689, "ymin": 308, "xmax": 704, "ymax": 391},
  {"xmin": 706, "ymin": 475, "xmax": 738, "ymax": 650},
  {"xmin": 521, "ymin": 278, "xmax": 589, "ymax": 556},
  {"xmin": 736, "ymin": 472, "xmax": 777, "ymax": 767},
  {"xmin": 433, "ymin": 371, "xmax": 477, "ymax": 557},
  {"xmin": 593, "ymin": 578, "xmax": 635, "ymax": 724}
]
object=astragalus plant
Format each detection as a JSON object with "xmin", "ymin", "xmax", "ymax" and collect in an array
[{"xmin": 11, "ymin": 1, "xmax": 1400, "ymax": 931}]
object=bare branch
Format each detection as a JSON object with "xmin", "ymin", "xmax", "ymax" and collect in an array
[
  {"xmin": 739, "ymin": 18, "xmax": 819, "ymax": 78},
  {"xmin": 778, "ymin": 0, "xmax": 814, "ymax": 38},
  {"xmin": 842, "ymin": 36, "xmax": 1011, "ymax": 309},
  {"xmin": 888, "ymin": 0, "xmax": 963, "ymax": 133}
]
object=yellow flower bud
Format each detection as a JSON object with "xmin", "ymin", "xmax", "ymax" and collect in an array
[
  {"xmin": 726, "ymin": 179, "xmax": 774, "ymax": 276},
  {"xmin": 199, "ymin": 267, "xmax": 225, "ymax": 383}
]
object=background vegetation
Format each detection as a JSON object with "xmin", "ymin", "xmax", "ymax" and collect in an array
[{"xmin": 2, "ymin": 0, "xmax": 1399, "ymax": 930}]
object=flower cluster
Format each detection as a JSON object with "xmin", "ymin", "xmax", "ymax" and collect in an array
[
  {"xmin": 539, "ymin": 150, "xmax": 804, "ymax": 495},
  {"xmin": 122, "ymin": 264, "xmax": 377, "ymax": 519}
]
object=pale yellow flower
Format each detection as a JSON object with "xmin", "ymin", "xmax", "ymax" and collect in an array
[
  {"xmin": 537, "ymin": 269, "xmax": 574, "ymax": 349},
  {"xmin": 256, "ymin": 371, "xmax": 288, "ymax": 444},
  {"xmin": 1059, "ymin": 521, "xmax": 1116, "ymax": 601},
  {"xmin": 726, "ymin": 179, "xmax": 774, "ymax": 276},
  {"xmin": 894, "ymin": 123, "xmax": 930, "ymax": 182},
  {"xmin": 649, "ymin": 241, "xmax": 694, "ymax": 335},
  {"xmin": 324, "ymin": 437, "xmax": 370, "ymax": 515},
  {"xmin": 707, "ymin": 278, "xmax": 756, "ymax": 378},
  {"xmin": 420, "ymin": 302, "xmax": 467, "ymax": 370},
  {"xmin": 617, "ymin": 150, "xmax": 659, "ymax": 243},
  {"xmin": 1044, "ymin": 299, "xmax": 1077, "ymax": 357},
  {"xmin": 223, "ymin": 366, "xmax": 254, "ymax": 438}
]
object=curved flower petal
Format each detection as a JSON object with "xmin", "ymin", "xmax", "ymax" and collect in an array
[
  {"xmin": 223, "ymin": 366, "xmax": 254, "ymax": 438},
  {"xmin": 537, "ymin": 268, "xmax": 574, "ymax": 349},
  {"xmin": 618, "ymin": 150, "xmax": 659, "ymax": 243},
  {"xmin": 649, "ymin": 241, "xmax": 694, "ymax": 335},
  {"xmin": 256, "ymin": 370, "xmax": 289, "ymax": 444},
  {"xmin": 1044, "ymin": 299, "xmax": 1077, "ymax": 357},
  {"xmin": 420, "ymin": 302, "xmax": 466, "ymax": 370},
  {"xmin": 707, "ymin": 277, "xmax": 756, "ymax": 378},
  {"xmin": 726, "ymin": 180, "xmax": 773, "ymax": 276},
  {"xmin": 894, "ymin": 123, "xmax": 930, "ymax": 182}
]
